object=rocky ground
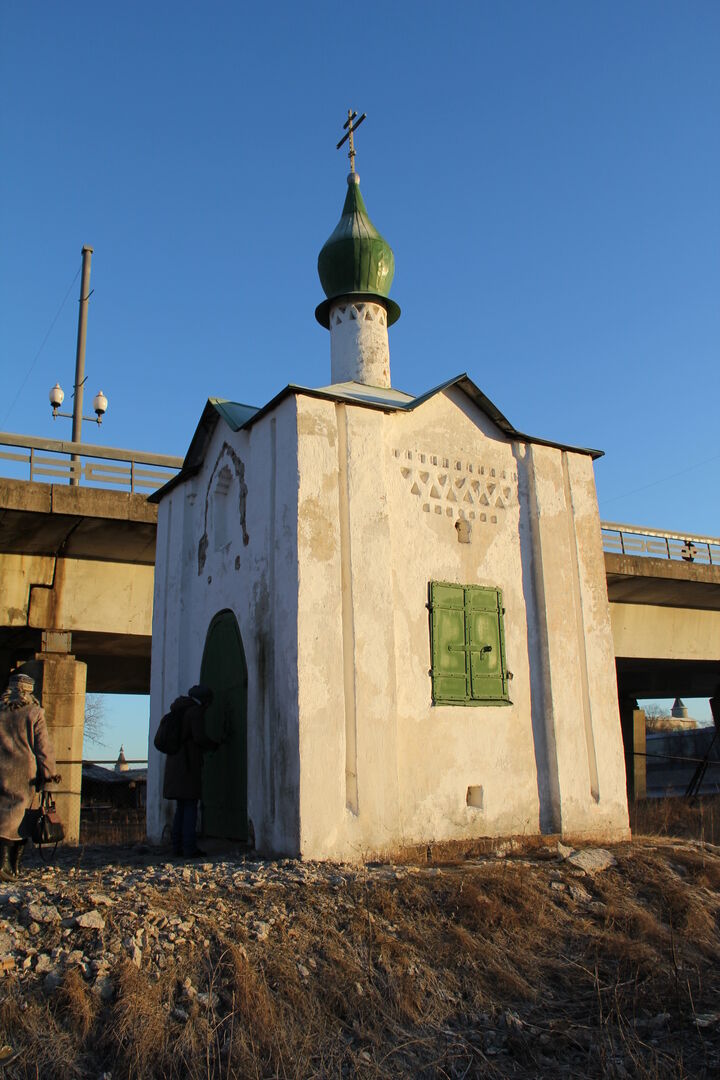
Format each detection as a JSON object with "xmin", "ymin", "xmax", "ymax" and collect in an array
[{"xmin": 1, "ymin": 833, "xmax": 719, "ymax": 1078}]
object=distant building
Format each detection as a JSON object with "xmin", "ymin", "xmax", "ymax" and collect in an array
[
  {"xmin": 114, "ymin": 745, "xmax": 130, "ymax": 772},
  {"xmin": 646, "ymin": 698, "xmax": 698, "ymax": 732},
  {"xmin": 80, "ymin": 755, "xmax": 146, "ymax": 844}
]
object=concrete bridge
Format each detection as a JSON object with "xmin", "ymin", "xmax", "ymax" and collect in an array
[
  {"xmin": 2, "ymin": 433, "xmax": 719, "ymax": 836},
  {"xmin": 603, "ymin": 521, "xmax": 720, "ymax": 701},
  {"xmin": 601, "ymin": 521, "xmax": 720, "ymax": 800},
  {"xmin": 0, "ymin": 433, "xmax": 182, "ymax": 839}
]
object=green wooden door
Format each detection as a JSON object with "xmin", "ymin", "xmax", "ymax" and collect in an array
[{"xmin": 199, "ymin": 609, "xmax": 248, "ymax": 841}]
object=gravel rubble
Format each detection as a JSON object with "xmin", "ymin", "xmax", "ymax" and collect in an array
[
  {"xmin": 0, "ymin": 844, "xmax": 386, "ymax": 1002},
  {"xmin": 0, "ymin": 838, "xmax": 717, "ymax": 1077}
]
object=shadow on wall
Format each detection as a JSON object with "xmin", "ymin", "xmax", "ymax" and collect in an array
[{"xmin": 513, "ymin": 443, "xmax": 561, "ymax": 834}]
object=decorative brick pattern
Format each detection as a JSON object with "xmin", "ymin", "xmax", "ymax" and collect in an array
[
  {"xmin": 332, "ymin": 301, "xmax": 387, "ymax": 327},
  {"xmin": 394, "ymin": 448, "xmax": 517, "ymax": 524}
]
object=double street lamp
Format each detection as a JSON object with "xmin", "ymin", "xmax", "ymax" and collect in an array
[{"xmin": 49, "ymin": 383, "xmax": 108, "ymax": 425}]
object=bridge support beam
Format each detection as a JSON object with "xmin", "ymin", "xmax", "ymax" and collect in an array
[
  {"xmin": 34, "ymin": 648, "xmax": 86, "ymax": 844},
  {"xmin": 619, "ymin": 700, "xmax": 646, "ymax": 802}
]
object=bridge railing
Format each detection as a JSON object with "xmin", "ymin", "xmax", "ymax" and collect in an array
[
  {"xmin": 0, "ymin": 432, "xmax": 183, "ymax": 494},
  {"xmin": 601, "ymin": 521, "xmax": 720, "ymax": 566}
]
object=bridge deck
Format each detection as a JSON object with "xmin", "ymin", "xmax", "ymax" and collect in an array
[
  {"xmin": 605, "ymin": 552, "xmax": 720, "ymax": 610},
  {"xmin": 0, "ymin": 478, "xmax": 159, "ymax": 564}
]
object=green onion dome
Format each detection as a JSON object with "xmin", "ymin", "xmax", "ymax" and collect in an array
[{"xmin": 315, "ymin": 174, "xmax": 400, "ymax": 329}]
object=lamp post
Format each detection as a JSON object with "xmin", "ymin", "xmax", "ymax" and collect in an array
[{"xmin": 48, "ymin": 245, "xmax": 109, "ymax": 485}]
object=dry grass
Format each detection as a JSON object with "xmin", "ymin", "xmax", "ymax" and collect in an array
[
  {"xmin": 107, "ymin": 961, "xmax": 173, "ymax": 1075},
  {"xmin": 631, "ymin": 793, "xmax": 720, "ymax": 845},
  {"xmin": 56, "ymin": 967, "xmax": 98, "ymax": 1044},
  {"xmin": 2, "ymin": 809, "xmax": 720, "ymax": 1077}
]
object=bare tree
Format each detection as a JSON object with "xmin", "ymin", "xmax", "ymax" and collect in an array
[
  {"xmin": 644, "ymin": 703, "xmax": 670, "ymax": 728},
  {"xmin": 84, "ymin": 694, "xmax": 107, "ymax": 748},
  {"xmin": 643, "ymin": 703, "xmax": 698, "ymax": 732}
]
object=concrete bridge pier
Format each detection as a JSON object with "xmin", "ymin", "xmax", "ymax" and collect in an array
[
  {"xmin": 19, "ymin": 635, "xmax": 87, "ymax": 844},
  {"xmin": 619, "ymin": 698, "xmax": 646, "ymax": 802}
]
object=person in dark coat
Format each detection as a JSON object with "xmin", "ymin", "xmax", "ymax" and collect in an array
[
  {"xmin": 0, "ymin": 672, "xmax": 57, "ymax": 880},
  {"xmin": 162, "ymin": 684, "xmax": 217, "ymax": 857}
]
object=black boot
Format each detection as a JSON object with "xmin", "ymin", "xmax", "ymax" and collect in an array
[
  {"xmin": 10, "ymin": 841, "xmax": 25, "ymax": 878},
  {"xmin": 0, "ymin": 842, "xmax": 14, "ymax": 883}
]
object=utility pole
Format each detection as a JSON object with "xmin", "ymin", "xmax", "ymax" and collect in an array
[{"xmin": 71, "ymin": 245, "xmax": 93, "ymax": 484}]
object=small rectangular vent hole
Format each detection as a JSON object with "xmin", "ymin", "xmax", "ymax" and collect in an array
[{"xmin": 466, "ymin": 785, "xmax": 484, "ymax": 809}]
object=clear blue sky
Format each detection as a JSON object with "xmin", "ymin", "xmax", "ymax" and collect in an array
[{"xmin": 2, "ymin": 3, "xmax": 719, "ymax": 755}]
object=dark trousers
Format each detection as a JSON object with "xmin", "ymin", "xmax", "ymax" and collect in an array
[{"xmin": 172, "ymin": 798, "xmax": 198, "ymax": 855}]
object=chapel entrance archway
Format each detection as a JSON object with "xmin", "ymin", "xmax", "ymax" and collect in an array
[{"xmin": 200, "ymin": 609, "xmax": 248, "ymax": 841}]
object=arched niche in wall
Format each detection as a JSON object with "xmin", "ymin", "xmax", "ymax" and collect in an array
[
  {"xmin": 212, "ymin": 464, "xmax": 234, "ymax": 552},
  {"xmin": 197, "ymin": 443, "xmax": 250, "ymax": 575}
]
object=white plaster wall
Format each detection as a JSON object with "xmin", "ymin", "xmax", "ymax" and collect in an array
[
  {"xmin": 148, "ymin": 397, "xmax": 301, "ymax": 854},
  {"xmin": 296, "ymin": 399, "xmax": 401, "ymax": 860},
  {"xmin": 388, "ymin": 390, "xmax": 541, "ymax": 848},
  {"xmin": 295, "ymin": 387, "xmax": 629, "ymax": 861},
  {"xmin": 294, "ymin": 403, "xmax": 349, "ymax": 857},
  {"xmin": 526, "ymin": 446, "xmax": 629, "ymax": 839}
]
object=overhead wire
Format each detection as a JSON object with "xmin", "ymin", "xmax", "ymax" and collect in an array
[
  {"xmin": 603, "ymin": 451, "xmax": 720, "ymax": 505},
  {"xmin": 1, "ymin": 265, "xmax": 81, "ymax": 429}
]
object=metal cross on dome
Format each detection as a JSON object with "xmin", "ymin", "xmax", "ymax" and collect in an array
[{"xmin": 336, "ymin": 108, "xmax": 367, "ymax": 174}]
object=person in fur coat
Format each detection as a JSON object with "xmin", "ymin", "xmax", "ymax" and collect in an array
[{"xmin": 0, "ymin": 672, "xmax": 57, "ymax": 880}]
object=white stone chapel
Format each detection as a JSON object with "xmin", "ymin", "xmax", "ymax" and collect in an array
[{"xmin": 147, "ymin": 133, "xmax": 630, "ymax": 860}]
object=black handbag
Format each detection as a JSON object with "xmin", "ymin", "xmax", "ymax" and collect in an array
[{"xmin": 32, "ymin": 790, "xmax": 65, "ymax": 848}]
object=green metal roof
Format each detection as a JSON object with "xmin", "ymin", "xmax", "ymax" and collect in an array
[
  {"xmin": 316, "ymin": 175, "xmax": 400, "ymax": 328},
  {"xmin": 208, "ymin": 398, "xmax": 260, "ymax": 431},
  {"xmin": 150, "ymin": 376, "xmax": 603, "ymax": 503}
]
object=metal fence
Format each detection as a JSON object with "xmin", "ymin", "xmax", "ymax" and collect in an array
[
  {"xmin": 57, "ymin": 759, "xmax": 148, "ymax": 767},
  {"xmin": 4, "ymin": 434, "xmax": 720, "ymax": 556},
  {"xmin": 601, "ymin": 521, "xmax": 720, "ymax": 566},
  {"xmin": 0, "ymin": 431, "xmax": 183, "ymax": 494}
]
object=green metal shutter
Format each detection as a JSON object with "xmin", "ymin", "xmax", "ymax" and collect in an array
[
  {"xmin": 430, "ymin": 582, "xmax": 510, "ymax": 706},
  {"xmin": 430, "ymin": 582, "xmax": 468, "ymax": 701},
  {"xmin": 467, "ymin": 586, "xmax": 508, "ymax": 702}
]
